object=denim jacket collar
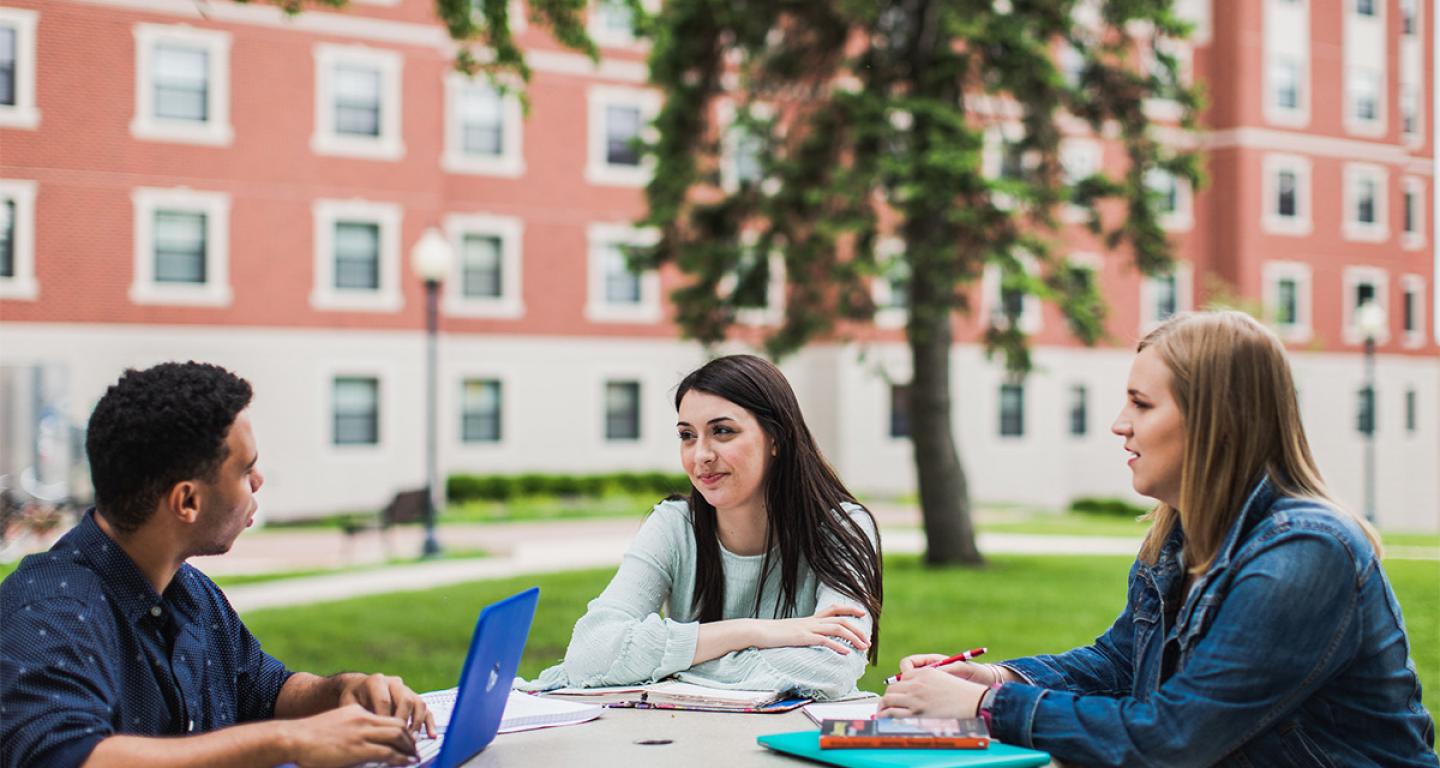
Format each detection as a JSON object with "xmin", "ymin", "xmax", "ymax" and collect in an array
[{"xmin": 1207, "ymin": 473, "xmax": 1279, "ymax": 574}]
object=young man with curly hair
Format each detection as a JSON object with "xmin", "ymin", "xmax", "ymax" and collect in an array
[{"xmin": 1, "ymin": 361, "xmax": 433, "ymax": 768}]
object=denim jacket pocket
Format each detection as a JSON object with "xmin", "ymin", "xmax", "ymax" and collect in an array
[
  {"xmin": 1276, "ymin": 721, "xmax": 1339, "ymax": 768},
  {"xmin": 1177, "ymin": 593, "xmax": 1220, "ymax": 653}
]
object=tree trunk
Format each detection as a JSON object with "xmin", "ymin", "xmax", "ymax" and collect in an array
[{"xmin": 907, "ymin": 309, "xmax": 983, "ymax": 566}]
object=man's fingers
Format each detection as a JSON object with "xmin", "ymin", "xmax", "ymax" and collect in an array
[{"xmin": 365, "ymin": 676, "xmax": 396, "ymax": 716}]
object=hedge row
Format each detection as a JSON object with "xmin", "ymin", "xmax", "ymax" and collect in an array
[
  {"xmin": 1070, "ymin": 497, "xmax": 1152, "ymax": 518},
  {"xmin": 447, "ymin": 471, "xmax": 693, "ymax": 502}
]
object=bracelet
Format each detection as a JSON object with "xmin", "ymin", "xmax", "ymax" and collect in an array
[{"xmin": 975, "ymin": 677, "xmax": 1004, "ymax": 730}]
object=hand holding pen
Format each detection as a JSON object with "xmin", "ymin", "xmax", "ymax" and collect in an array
[{"xmin": 884, "ymin": 647, "xmax": 988, "ymax": 685}]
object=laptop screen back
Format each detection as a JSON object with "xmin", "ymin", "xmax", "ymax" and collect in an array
[{"xmin": 434, "ymin": 587, "xmax": 539, "ymax": 768}]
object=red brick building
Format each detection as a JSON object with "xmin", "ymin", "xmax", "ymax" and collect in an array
[{"xmin": 0, "ymin": 0, "xmax": 1435, "ymax": 529}]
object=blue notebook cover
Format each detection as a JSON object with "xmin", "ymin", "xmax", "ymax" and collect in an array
[{"xmin": 757, "ymin": 730, "xmax": 1051, "ymax": 768}]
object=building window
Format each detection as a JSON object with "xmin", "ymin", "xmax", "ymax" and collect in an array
[
  {"xmin": 0, "ymin": 8, "xmax": 38, "ymax": 129},
  {"xmin": 871, "ymin": 238, "xmax": 909, "ymax": 329},
  {"xmin": 312, "ymin": 44, "xmax": 404, "ymax": 160},
  {"xmin": 1271, "ymin": 57, "xmax": 1300, "ymax": 110},
  {"xmin": 586, "ymin": 223, "xmax": 660, "ymax": 323},
  {"xmin": 1348, "ymin": 67, "xmax": 1380, "ymax": 123},
  {"xmin": 1068, "ymin": 384, "xmax": 1087, "ymax": 437},
  {"xmin": 1354, "ymin": 0, "xmax": 1375, "ymax": 17},
  {"xmin": 333, "ymin": 376, "xmax": 380, "ymax": 446},
  {"xmin": 1342, "ymin": 266, "xmax": 1389, "ymax": 345},
  {"xmin": 720, "ymin": 102, "xmax": 772, "ymax": 192},
  {"xmin": 1356, "ymin": 387, "xmax": 1375, "ymax": 435},
  {"xmin": 1145, "ymin": 167, "xmax": 1192, "ymax": 230},
  {"xmin": 0, "ymin": 179, "xmax": 37, "ymax": 300},
  {"xmin": 1401, "ymin": 275, "xmax": 1426, "ymax": 347},
  {"xmin": 1343, "ymin": 164, "xmax": 1388, "ymax": 242},
  {"xmin": 1153, "ymin": 273, "xmax": 1177, "ymax": 322},
  {"xmin": 443, "ymin": 74, "xmax": 524, "ymax": 176},
  {"xmin": 889, "ymin": 383, "xmax": 911, "ymax": 439},
  {"xmin": 1263, "ymin": 261, "xmax": 1312, "ymax": 342},
  {"xmin": 311, "ymin": 199, "xmax": 402, "ymax": 311},
  {"xmin": 1401, "ymin": 178, "xmax": 1425, "ymax": 249},
  {"xmin": 1142, "ymin": 262, "xmax": 1192, "ymax": 331},
  {"xmin": 984, "ymin": 259, "xmax": 1041, "ymax": 334},
  {"xmin": 604, "ymin": 380, "xmax": 641, "ymax": 441},
  {"xmin": 461, "ymin": 379, "xmax": 502, "ymax": 443},
  {"xmin": 590, "ymin": 0, "xmax": 639, "ymax": 47},
  {"xmin": 998, "ymin": 383, "xmax": 1025, "ymax": 438},
  {"xmin": 130, "ymin": 187, "xmax": 231, "ymax": 306},
  {"xmin": 586, "ymin": 86, "xmax": 660, "ymax": 187},
  {"xmin": 723, "ymin": 244, "xmax": 785, "ymax": 326},
  {"xmin": 1263, "ymin": 156, "xmax": 1310, "ymax": 235},
  {"xmin": 131, "ymin": 24, "xmax": 231, "ymax": 145},
  {"xmin": 1401, "ymin": 85, "xmax": 1419, "ymax": 137},
  {"xmin": 1057, "ymin": 42, "xmax": 1084, "ymax": 89},
  {"xmin": 444, "ymin": 213, "xmax": 524, "ymax": 318},
  {"xmin": 1405, "ymin": 389, "xmax": 1417, "ymax": 433},
  {"xmin": 1401, "ymin": 0, "xmax": 1417, "ymax": 34}
]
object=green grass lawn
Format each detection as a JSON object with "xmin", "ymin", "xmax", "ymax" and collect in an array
[{"xmin": 243, "ymin": 554, "xmax": 1440, "ymax": 703}]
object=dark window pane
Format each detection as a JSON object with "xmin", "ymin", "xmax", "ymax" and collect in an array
[
  {"xmin": 1406, "ymin": 389, "xmax": 1417, "ymax": 432},
  {"xmin": 460, "ymin": 84, "xmax": 504, "ymax": 156},
  {"xmin": 605, "ymin": 381, "xmax": 641, "ymax": 441},
  {"xmin": 1277, "ymin": 278, "xmax": 1298, "ymax": 326},
  {"xmin": 734, "ymin": 127, "xmax": 764, "ymax": 185},
  {"xmin": 1403, "ymin": 190, "xmax": 1415, "ymax": 234},
  {"xmin": 461, "ymin": 379, "xmax": 502, "ymax": 442},
  {"xmin": 153, "ymin": 210, "xmax": 207, "ymax": 284},
  {"xmin": 890, "ymin": 383, "xmax": 910, "ymax": 439},
  {"xmin": 0, "ymin": 27, "xmax": 17, "ymax": 106},
  {"xmin": 1154, "ymin": 273, "xmax": 1177, "ymax": 321},
  {"xmin": 1356, "ymin": 179, "xmax": 1375, "ymax": 224},
  {"xmin": 1001, "ymin": 286, "xmax": 1025, "ymax": 320},
  {"xmin": 605, "ymin": 104, "xmax": 642, "ymax": 166},
  {"xmin": 1404, "ymin": 289, "xmax": 1417, "ymax": 333},
  {"xmin": 999, "ymin": 383, "xmax": 1024, "ymax": 437},
  {"xmin": 334, "ymin": 377, "xmax": 380, "ymax": 445},
  {"xmin": 1277, "ymin": 171, "xmax": 1297, "ymax": 217},
  {"xmin": 334, "ymin": 221, "xmax": 380, "ymax": 290},
  {"xmin": 1356, "ymin": 387, "xmax": 1375, "ymax": 435},
  {"xmin": 462, "ymin": 234, "xmax": 503, "ymax": 298},
  {"xmin": 603, "ymin": 244, "xmax": 641, "ymax": 304},
  {"xmin": 1068, "ymin": 384, "xmax": 1087, "ymax": 437},
  {"xmin": 334, "ymin": 64, "xmax": 381, "ymax": 137},
  {"xmin": 1355, "ymin": 283, "xmax": 1375, "ymax": 310},
  {"xmin": 153, "ymin": 43, "xmax": 208, "ymax": 122},
  {"xmin": 1355, "ymin": 0, "xmax": 1374, "ymax": 16},
  {"xmin": 0, "ymin": 199, "xmax": 13, "ymax": 278},
  {"xmin": 999, "ymin": 141, "xmax": 1025, "ymax": 180}
]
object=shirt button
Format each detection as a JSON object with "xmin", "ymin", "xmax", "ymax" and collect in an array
[{"xmin": 150, "ymin": 606, "xmax": 162, "ymax": 618}]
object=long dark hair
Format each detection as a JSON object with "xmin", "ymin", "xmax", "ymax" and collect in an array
[{"xmin": 674, "ymin": 354, "xmax": 883, "ymax": 662}]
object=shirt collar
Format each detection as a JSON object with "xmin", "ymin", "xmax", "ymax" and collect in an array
[{"xmin": 74, "ymin": 509, "xmax": 203, "ymax": 625}]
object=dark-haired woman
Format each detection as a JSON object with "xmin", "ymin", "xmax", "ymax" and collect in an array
[{"xmin": 521, "ymin": 355, "xmax": 883, "ymax": 700}]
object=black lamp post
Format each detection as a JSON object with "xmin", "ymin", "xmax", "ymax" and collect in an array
[
  {"xmin": 1355, "ymin": 300, "xmax": 1386, "ymax": 526},
  {"xmin": 411, "ymin": 228, "xmax": 453, "ymax": 558}
]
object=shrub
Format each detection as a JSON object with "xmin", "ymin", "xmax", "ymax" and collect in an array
[
  {"xmin": 445, "ymin": 471, "xmax": 693, "ymax": 502},
  {"xmin": 1070, "ymin": 497, "xmax": 1151, "ymax": 518}
]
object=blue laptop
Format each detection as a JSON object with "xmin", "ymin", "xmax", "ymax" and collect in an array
[{"xmin": 420, "ymin": 586, "xmax": 540, "ymax": 767}]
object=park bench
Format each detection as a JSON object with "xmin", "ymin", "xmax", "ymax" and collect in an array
[{"xmin": 338, "ymin": 488, "xmax": 430, "ymax": 562}]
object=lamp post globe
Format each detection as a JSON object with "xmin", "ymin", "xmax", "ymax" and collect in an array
[{"xmin": 411, "ymin": 228, "xmax": 453, "ymax": 558}]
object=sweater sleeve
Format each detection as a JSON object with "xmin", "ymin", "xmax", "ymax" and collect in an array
[
  {"xmin": 541, "ymin": 506, "xmax": 701, "ymax": 688},
  {"xmin": 673, "ymin": 508, "xmax": 878, "ymax": 700}
]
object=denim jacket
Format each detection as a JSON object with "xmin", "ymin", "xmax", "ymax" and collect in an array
[{"xmin": 990, "ymin": 476, "xmax": 1437, "ymax": 767}]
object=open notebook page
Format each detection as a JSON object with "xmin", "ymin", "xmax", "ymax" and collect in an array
[{"xmin": 422, "ymin": 688, "xmax": 602, "ymax": 734}]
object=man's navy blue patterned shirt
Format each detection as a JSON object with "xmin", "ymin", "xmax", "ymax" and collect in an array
[{"xmin": 0, "ymin": 511, "xmax": 293, "ymax": 767}]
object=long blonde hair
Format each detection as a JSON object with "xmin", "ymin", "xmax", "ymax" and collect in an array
[{"xmin": 1135, "ymin": 311, "xmax": 1382, "ymax": 572}]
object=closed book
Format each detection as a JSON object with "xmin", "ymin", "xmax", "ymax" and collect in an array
[{"xmin": 819, "ymin": 718, "xmax": 990, "ymax": 749}]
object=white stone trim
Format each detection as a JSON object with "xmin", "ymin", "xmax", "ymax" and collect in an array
[
  {"xmin": 584, "ymin": 84, "xmax": 660, "ymax": 187},
  {"xmin": 982, "ymin": 257, "xmax": 1042, "ymax": 335},
  {"xmin": 0, "ymin": 7, "xmax": 39, "ymax": 129},
  {"xmin": 1263, "ymin": 0, "xmax": 1309, "ymax": 127},
  {"xmin": 441, "ymin": 72, "xmax": 525, "ymax": 177},
  {"xmin": 872, "ymin": 236, "xmax": 908, "ymax": 330},
  {"xmin": 442, "ymin": 212, "xmax": 525, "ymax": 319},
  {"xmin": 128, "ymin": 186, "xmax": 232, "ymax": 307},
  {"xmin": 1341, "ymin": 265, "xmax": 1390, "ymax": 346},
  {"xmin": 310, "ymin": 198, "xmax": 404, "ymax": 312},
  {"xmin": 130, "ymin": 23, "xmax": 232, "ymax": 146},
  {"xmin": 310, "ymin": 43, "xmax": 404, "ymax": 161},
  {"xmin": 1140, "ymin": 260, "xmax": 1193, "ymax": 334},
  {"xmin": 585, "ymin": 223, "xmax": 661, "ymax": 323},
  {"xmin": 1341, "ymin": 163, "xmax": 1388, "ymax": 243},
  {"xmin": 0, "ymin": 179, "xmax": 38, "ymax": 300},
  {"xmin": 1261, "ymin": 153, "xmax": 1312, "ymax": 236},
  {"xmin": 1204, "ymin": 128, "xmax": 1428, "ymax": 172},
  {"xmin": 588, "ymin": 0, "xmax": 656, "ymax": 50},
  {"xmin": 1342, "ymin": 0, "xmax": 1386, "ymax": 137},
  {"xmin": 1400, "ymin": 176, "xmax": 1425, "ymax": 250},
  {"xmin": 1400, "ymin": 274, "xmax": 1426, "ymax": 348},
  {"xmin": 1261, "ymin": 260, "xmax": 1313, "ymax": 343}
]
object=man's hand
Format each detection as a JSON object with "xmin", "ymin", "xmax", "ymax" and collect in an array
[
  {"xmin": 279, "ymin": 704, "xmax": 418, "ymax": 768},
  {"xmin": 337, "ymin": 673, "xmax": 437, "ymax": 738}
]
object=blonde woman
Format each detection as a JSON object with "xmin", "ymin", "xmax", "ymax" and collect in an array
[{"xmin": 880, "ymin": 311, "xmax": 1437, "ymax": 766}]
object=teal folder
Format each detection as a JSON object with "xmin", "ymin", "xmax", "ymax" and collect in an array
[{"xmin": 757, "ymin": 730, "xmax": 1051, "ymax": 768}]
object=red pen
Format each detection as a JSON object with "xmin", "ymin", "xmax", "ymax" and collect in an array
[{"xmin": 884, "ymin": 647, "xmax": 987, "ymax": 685}]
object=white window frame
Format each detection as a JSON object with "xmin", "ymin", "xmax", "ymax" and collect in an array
[
  {"xmin": 1261, "ymin": 154, "xmax": 1312, "ymax": 236},
  {"xmin": 1262, "ymin": 260, "xmax": 1313, "ymax": 343},
  {"xmin": 1145, "ymin": 167, "xmax": 1193, "ymax": 231},
  {"xmin": 601, "ymin": 376, "xmax": 644, "ymax": 443},
  {"xmin": 1342, "ymin": 163, "xmax": 1388, "ymax": 242},
  {"xmin": 1400, "ymin": 274, "xmax": 1426, "ymax": 348},
  {"xmin": 443, "ymin": 212, "xmax": 524, "ymax": 318},
  {"xmin": 719, "ymin": 234, "xmax": 785, "ymax": 327},
  {"xmin": 130, "ymin": 24, "xmax": 232, "ymax": 146},
  {"xmin": 718, "ymin": 100, "xmax": 773, "ymax": 193},
  {"xmin": 0, "ymin": 7, "xmax": 39, "ymax": 130},
  {"xmin": 983, "ymin": 257, "xmax": 1042, "ymax": 335},
  {"xmin": 442, "ymin": 72, "xmax": 524, "ymax": 177},
  {"xmin": 0, "ymin": 179, "xmax": 38, "ymax": 300},
  {"xmin": 1341, "ymin": 266, "xmax": 1390, "ymax": 345},
  {"xmin": 310, "ymin": 198, "xmax": 403, "ymax": 312},
  {"xmin": 129, "ymin": 187, "xmax": 232, "ymax": 307},
  {"xmin": 585, "ymin": 222, "xmax": 661, "ymax": 323},
  {"xmin": 455, "ymin": 373, "xmax": 508, "ymax": 448},
  {"xmin": 1141, "ymin": 260, "xmax": 1193, "ymax": 333},
  {"xmin": 1059, "ymin": 138, "xmax": 1102, "ymax": 223},
  {"xmin": 1342, "ymin": 1, "xmax": 1386, "ymax": 137},
  {"xmin": 1263, "ymin": 0, "xmax": 1309, "ymax": 127},
  {"xmin": 1401, "ymin": 177, "xmax": 1425, "ymax": 250},
  {"xmin": 325, "ymin": 368, "xmax": 387, "ymax": 453},
  {"xmin": 585, "ymin": 85, "xmax": 660, "ymax": 187},
  {"xmin": 871, "ymin": 236, "xmax": 908, "ymax": 330},
  {"xmin": 311, "ymin": 43, "xmax": 404, "ymax": 161},
  {"xmin": 588, "ymin": 0, "xmax": 655, "ymax": 49}
]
